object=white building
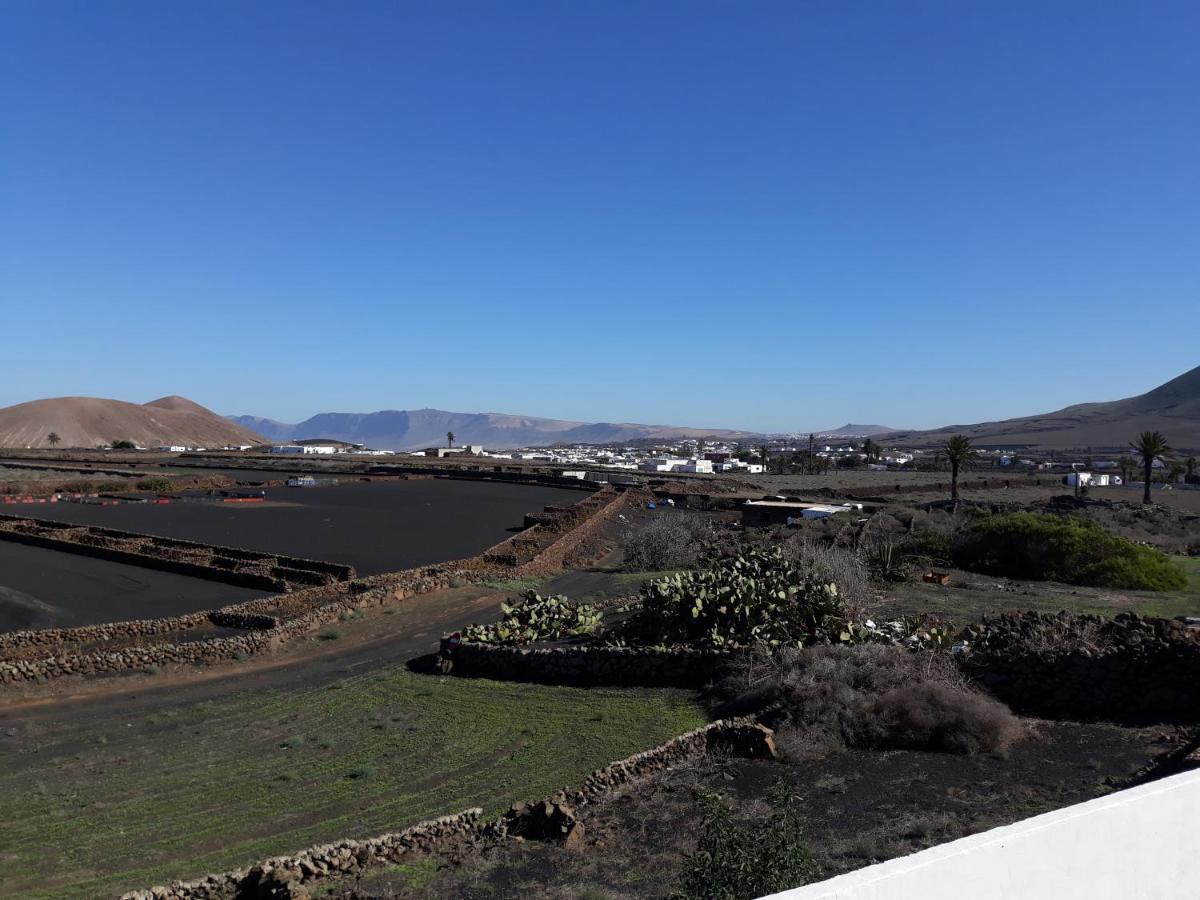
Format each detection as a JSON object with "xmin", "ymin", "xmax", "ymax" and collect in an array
[
  {"xmin": 271, "ymin": 445, "xmax": 338, "ymax": 455},
  {"xmin": 1063, "ymin": 472, "xmax": 1112, "ymax": 487}
]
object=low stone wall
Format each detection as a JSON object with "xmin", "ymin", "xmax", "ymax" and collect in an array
[
  {"xmin": 516, "ymin": 485, "xmax": 639, "ymax": 574},
  {"xmin": 489, "ymin": 718, "xmax": 775, "ymax": 832},
  {"xmin": 0, "ymin": 512, "xmax": 356, "ymax": 591},
  {"xmin": 0, "ymin": 612, "xmax": 214, "ymax": 658},
  {"xmin": 961, "ymin": 611, "xmax": 1200, "ymax": 722},
  {"xmin": 0, "ymin": 566, "xmax": 487, "ymax": 684},
  {"xmin": 119, "ymin": 810, "xmax": 486, "ymax": 900},
  {"xmin": 0, "ymin": 483, "xmax": 623, "ymax": 686},
  {"xmin": 120, "ymin": 719, "xmax": 774, "ymax": 900},
  {"xmin": 451, "ymin": 642, "xmax": 729, "ymax": 688}
]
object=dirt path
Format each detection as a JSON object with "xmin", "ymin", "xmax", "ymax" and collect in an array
[{"xmin": 0, "ymin": 584, "xmax": 509, "ymax": 725}]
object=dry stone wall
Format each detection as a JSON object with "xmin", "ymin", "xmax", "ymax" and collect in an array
[
  {"xmin": 0, "ymin": 513, "xmax": 355, "ymax": 591},
  {"xmin": 451, "ymin": 642, "xmax": 729, "ymax": 688},
  {"xmin": 0, "ymin": 486, "xmax": 632, "ymax": 686},
  {"xmin": 961, "ymin": 611, "xmax": 1200, "ymax": 722},
  {"xmin": 119, "ymin": 719, "xmax": 774, "ymax": 900}
]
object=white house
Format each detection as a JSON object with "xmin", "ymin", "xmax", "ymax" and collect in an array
[
  {"xmin": 270, "ymin": 445, "xmax": 337, "ymax": 455},
  {"xmin": 1063, "ymin": 472, "xmax": 1112, "ymax": 487}
]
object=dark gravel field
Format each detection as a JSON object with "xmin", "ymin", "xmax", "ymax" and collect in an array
[
  {"xmin": 1, "ymin": 480, "xmax": 586, "ymax": 576},
  {"xmin": 0, "ymin": 542, "xmax": 269, "ymax": 632}
]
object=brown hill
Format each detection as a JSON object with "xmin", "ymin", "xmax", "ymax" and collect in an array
[
  {"xmin": 887, "ymin": 364, "xmax": 1200, "ymax": 451},
  {"xmin": 0, "ymin": 396, "xmax": 267, "ymax": 449}
]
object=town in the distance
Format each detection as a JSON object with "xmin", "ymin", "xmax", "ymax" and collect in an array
[
  {"xmin": 5, "ymin": 2, "xmax": 1200, "ymax": 898},
  {"xmin": 0, "ymin": 363, "xmax": 1197, "ymax": 899}
]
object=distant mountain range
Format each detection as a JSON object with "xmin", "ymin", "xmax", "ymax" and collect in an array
[
  {"xmin": 227, "ymin": 409, "xmax": 760, "ymax": 451},
  {"xmin": 6, "ymin": 364, "xmax": 1195, "ymax": 455},
  {"xmin": 817, "ymin": 424, "xmax": 899, "ymax": 438},
  {"xmin": 0, "ymin": 396, "xmax": 266, "ymax": 449},
  {"xmin": 885, "ymin": 364, "xmax": 1200, "ymax": 450}
]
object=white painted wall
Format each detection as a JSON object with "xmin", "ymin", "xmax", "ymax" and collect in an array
[{"xmin": 760, "ymin": 769, "xmax": 1200, "ymax": 900}]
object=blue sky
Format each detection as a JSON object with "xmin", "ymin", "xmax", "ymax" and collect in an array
[{"xmin": 2, "ymin": 1, "xmax": 1197, "ymax": 432}]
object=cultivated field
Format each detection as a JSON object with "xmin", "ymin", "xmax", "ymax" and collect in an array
[
  {"xmin": 0, "ymin": 659, "xmax": 703, "ymax": 898},
  {"xmin": 0, "ymin": 541, "xmax": 268, "ymax": 631},
  {"xmin": 1, "ymin": 480, "xmax": 586, "ymax": 576}
]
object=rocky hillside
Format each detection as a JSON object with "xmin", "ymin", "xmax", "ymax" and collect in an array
[
  {"xmin": 0, "ymin": 396, "xmax": 267, "ymax": 449},
  {"xmin": 228, "ymin": 408, "xmax": 758, "ymax": 451}
]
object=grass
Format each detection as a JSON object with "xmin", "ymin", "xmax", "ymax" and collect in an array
[
  {"xmin": 481, "ymin": 575, "xmax": 546, "ymax": 592},
  {"xmin": 878, "ymin": 556, "xmax": 1200, "ymax": 624},
  {"xmin": 351, "ymin": 857, "xmax": 441, "ymax": 893},
  {"xmin": 0, "ymin": 669, "xmax": 704, "ymax": 899}
]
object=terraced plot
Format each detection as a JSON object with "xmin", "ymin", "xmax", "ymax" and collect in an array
[{"xmin": 0, "ymin": 667, "xmax": 705, "ymax": 899}]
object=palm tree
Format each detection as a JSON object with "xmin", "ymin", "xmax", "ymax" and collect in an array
[
  {"xmin": 759, "ymin": 443, "xmax": 770, "ymax": 471},
  {"xmin": 446, "ymin": 431, "xmax": 456, "ymax": 449},
  {"xmin": 941, "ymin": 434, "xmax": 974, "ymax": 502},
  {"xmin": 1116, "ymin": 454, "xmax": 1137, "ymax": 486},
  {"xmin": 861, "ymin": 438, "xmax": 879, "ymax": 464},
  {"xmin": 1131, "ymin": 431, "xmax": 1170, "ymax": 504},
  {"xmin": 46, "ymin": 432, "xmax": 61, "ymax": 447},
  {"xmin": 1187, "ymin": 456, "xmax": 1197, "ymax": 484}
]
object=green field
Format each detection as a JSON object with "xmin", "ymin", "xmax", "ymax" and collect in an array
[
  {"xmin": 0, "ymin": 671, "xmax": 705, "ymax": 899},
  {"xmin": 877, "ymin": 556, "xmax": 1200, "ymax": 623}
]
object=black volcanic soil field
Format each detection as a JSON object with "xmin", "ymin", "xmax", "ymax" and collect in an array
[
  {"xmin": 0, "ymin": 480, "xmax": 586, "ymax": 632},
  {"xmin": 0, "ymin": 542, "xmax": 270, "ymax": 632}
]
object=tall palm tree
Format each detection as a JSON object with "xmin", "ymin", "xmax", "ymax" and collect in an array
[
  {"xmin": 941, "ymin": 434, "xmax": 974, "ymax": 502},
  {"xmin": 759, "ymin": 443, "xmax": 770, "ymax": 471},
  {"xmin": 1187, "ymin": 456, "xmax": 1197, "ymax": 484},
  {"xmin": 1131, "ymin": 431, "xmax": 1170, "ymax": 504},
  {"xmin": 1116, "ymin": 454, "xmax": 1137, "ymax": 486},
  {"xmin": 861, "ymin": 438, "xmax": 879, "ymax": 464},
  {"xmin": 46, "ymin": 432, "xmax": 61, "ymax": 447},
  {"xmin": 446, "ymin": 431, "xmax": 456, "ymax": 449}
]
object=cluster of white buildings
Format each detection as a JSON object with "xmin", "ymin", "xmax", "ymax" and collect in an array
[
  {"xmin": 270, "ymin": 443, "xmax": 398, "ymax": 457},
  {"xmin": 481, "ymin": 442, "xmax": 766, "ymax": 476},
  {"xmin": 156, "ymin": 444, "xmax": 254, "ymax": 452}
]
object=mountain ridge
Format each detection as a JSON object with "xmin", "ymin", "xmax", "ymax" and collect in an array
[
  {"xmin": 227, "ymin": 409, "xmax": 760, "ymax": 450},
  {"xmin": 885, "ymin": 364, "xmax": 1200, "ymax": 449}
]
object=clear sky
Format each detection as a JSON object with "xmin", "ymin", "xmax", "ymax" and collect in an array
[{"xmin": 2, "ymin": 1, "xmax": 1197, "ymax": 432}]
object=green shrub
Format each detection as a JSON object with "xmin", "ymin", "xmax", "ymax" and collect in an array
[
  {"xmin": 675, "ymin": 783, "xmax": 817, "ymax": 900},
  {"xmin": 463, "ymin": 591, "xmax": 601, "ymax": 646},
  {"xmin": 630, "ymin": 549, "xmax": 866, "ymax": 650},
  {"xmin": 954, "ymin": 513, "xmax": 1186, "ymax": 591}
]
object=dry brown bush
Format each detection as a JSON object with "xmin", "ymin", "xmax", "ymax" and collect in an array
[
  {"xmin": 718, "ymin": 644, "xmax": 1027, "ymax": 757},
  {"xmin": 850, "ymin": 682, "xmax": 1027, "ymax": 754},
  {"xmin": 621, "ymin": 515, "xmax": 732, "ymax": 571},
  {"xmin": 782, "ymin": 538, "xmax": 871, "ymax": 615}
]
